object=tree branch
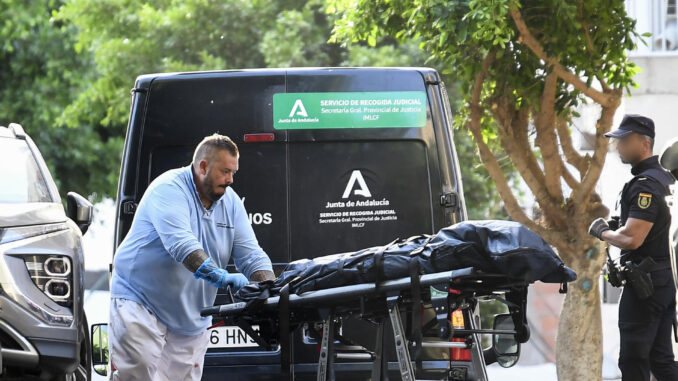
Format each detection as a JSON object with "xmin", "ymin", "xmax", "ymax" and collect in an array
[
  {"xmin": 533, "ymin": 71, "xmax": 564, "ymax": 202},
  {"xmin": 556, "ymin": 118, "xmax": 587, "ymax": 175},
  {"xmin": 467, "ymin": 53, "xmax": 565, "ymax": 247},
  {"xmin": 560, "ymin": 161, "xmax": 580, "ymax": 189},
  {"xmin": 576, "ymin": 0, "xmax": 611, "ymax": 92},
  {"xmin": 509, "ymin": 6, "xmax": 616, "ymax": 108},
  {"xmin": 571, "ymin": 100, "xmax": 619, "ymax": 214},
  {"xmin": 494, "ymin": 98, "xmax": 546, "ymax": 185},
  {"xmin": 492, "ymin": 104, "xmax": 567, "ymax": 229}
]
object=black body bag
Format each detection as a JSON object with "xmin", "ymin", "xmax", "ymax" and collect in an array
[{"xmin": 234, "ymin": 220, "xmax": 577, "ymax": 303}]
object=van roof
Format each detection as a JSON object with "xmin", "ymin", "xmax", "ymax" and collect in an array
[{"xmin": 133, "ymin": 67, "xmax": 442, "ymax": 87}]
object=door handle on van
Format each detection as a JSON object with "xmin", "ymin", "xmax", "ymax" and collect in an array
[
  {"xmin": 122, "ymin": 200, "xmax": 138, "ymax": 215},
  {"xmin": 440, "ymin": 192, "xmax": 459, "ymax": 210}
]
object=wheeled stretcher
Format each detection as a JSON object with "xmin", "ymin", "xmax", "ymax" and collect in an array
[
  {"xmin": 201, "ymin": 267, "xmax": 533, "ymax": 381},
  {"xmin": 201, "ymin": 221, "xmax": 576, "ymax": 380}
]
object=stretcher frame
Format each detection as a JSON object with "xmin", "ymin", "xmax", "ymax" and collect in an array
[{"xmin": 201, "ymin": 267, "xmax": 530, "ymax": 381}]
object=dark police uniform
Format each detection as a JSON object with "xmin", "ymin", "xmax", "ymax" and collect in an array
[{"xmin": 617, "ymin": 155, "xmax": 677, "ymax": 381}]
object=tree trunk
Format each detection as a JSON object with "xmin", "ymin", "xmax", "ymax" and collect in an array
[
  {"xmin": 463, "ymin": 29, "xmax": 619, "ymax": 381},
  {"xmin": 555, "ymin": 249, "xmax": 604, "ymax": 381}
]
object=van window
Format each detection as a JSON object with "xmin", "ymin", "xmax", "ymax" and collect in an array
[{"xmin": 0, "ymin": 138, "xmax": 52, "ymax": 203}]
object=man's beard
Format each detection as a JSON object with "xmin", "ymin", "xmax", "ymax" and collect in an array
[{"xmin": 204, "ymin": 176, "xmax": 228, "ymax": 202}]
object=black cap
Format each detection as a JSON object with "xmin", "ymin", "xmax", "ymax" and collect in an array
[{"xmin": 604, "ymin": 114, "xmax": 655, "ymax": 139}]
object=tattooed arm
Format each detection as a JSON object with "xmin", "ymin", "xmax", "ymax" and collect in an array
[{"xmin": 249, "ymin": 270, "xmax": 275, "ymax": 282}]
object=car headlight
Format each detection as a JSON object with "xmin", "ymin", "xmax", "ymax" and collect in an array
[
  {"xmin": 0, "ymin": 222, "xmax": 69, "ymax": 245},
  {"xmin": 23, "ymin": 255, "xmax": 73, "ymax": 307}
]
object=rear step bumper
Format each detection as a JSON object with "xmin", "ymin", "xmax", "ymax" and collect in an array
[{"xmin": 202, "ymin": 360, "xmax": 461, "ymax": 380}]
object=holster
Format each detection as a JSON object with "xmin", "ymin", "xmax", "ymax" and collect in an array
[{"xmin": 625, "ymin": 257, "xmax": 656, "ymax": 300}]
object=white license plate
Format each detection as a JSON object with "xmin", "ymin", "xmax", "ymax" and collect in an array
[{"xmin": 208, "ymin": 325, "xmax": 260, "ymax": 348}]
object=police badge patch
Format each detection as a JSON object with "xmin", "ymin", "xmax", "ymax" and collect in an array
[{"xmin": 638, "ymin": 192, "xmax": 652, "ymax": 209}]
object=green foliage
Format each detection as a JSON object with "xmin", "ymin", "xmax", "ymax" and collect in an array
[
  {"xmin": 260, "ymin": 0, "xmax": 344, "ymax": 67},
  {"xmin": 0, "ymin": 0, "xmax": 121, "ymax": 200},
  {"xmin": 331, "ymin": 0, "xmax": 640, "ymax": 119},
  {"xmin": 2, "ymin": 0, "xmax": 518, "ymax": 218},
  {"xmin": 56, "ymin": 0, "xmax": 284, "ymax": 129}
]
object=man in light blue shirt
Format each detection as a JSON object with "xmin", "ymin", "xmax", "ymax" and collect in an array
[{"xmin": 109, "ymin": 134, "xmax": 274, "ymax": 380}]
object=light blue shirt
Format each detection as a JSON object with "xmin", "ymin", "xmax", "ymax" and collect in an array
[{"xmin": 110, "ymin": 165, "xmax": 273, "ymax": 335}]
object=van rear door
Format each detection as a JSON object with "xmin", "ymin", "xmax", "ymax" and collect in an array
[
  {"xmin": 281, "ymin": 69, "xmax": 443, "ymax": 256},
  {"xmin": 273, "ymin": 69, "xmax": 463, "ymax": 378},
  {"xmin": 118, "ymin": 71, "xmax": 291, "ymax": 266}
]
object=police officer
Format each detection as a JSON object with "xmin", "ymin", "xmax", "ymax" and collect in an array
[{"xmin": 588, "ymin": 114, "xmax": 677, "ymax": 381}]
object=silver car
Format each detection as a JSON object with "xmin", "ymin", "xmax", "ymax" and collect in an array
[{"xmin": 0, "ymin": 123, "xmax": 93, "ymax": 380}]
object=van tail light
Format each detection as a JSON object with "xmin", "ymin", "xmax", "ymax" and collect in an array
[
  {"xmin": 451, "ymin": 309, "xmax": 472, "ymax": 361},
  {"xmin": 451, "ymin": 309, "xmax": 464, "ymax": 329},
  {"xmin": 451, "ymin": 338, "xmax": 472, "ymax": 361},
  {"xmin": 243, "ymin": 133, "xmax": 275, "ymax": 143}
]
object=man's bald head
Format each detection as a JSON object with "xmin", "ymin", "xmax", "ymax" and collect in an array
[
  {"xmin": 192, "ymin": 134, "xmax": 239, "ymax": 206},
  {"xmin": 192, "ymin": 133, "xmax": 239, "ymax": 167}
]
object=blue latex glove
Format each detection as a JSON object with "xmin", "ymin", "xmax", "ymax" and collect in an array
[{"xmin": 193, "ymin": 257, "xmax": 249, "ymax": 290}]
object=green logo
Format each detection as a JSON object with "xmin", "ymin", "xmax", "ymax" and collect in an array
[
  {"xmin": 430, "ymin": 286, "xmax": 447, "ymax": 298},
  {"xmin": 273, "ymin": 91, "xmax": 427, "ymax": 130}
]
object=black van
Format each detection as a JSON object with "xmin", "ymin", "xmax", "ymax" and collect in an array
[{"xmin": 93, "ymin": 68, "xmax": 503, "ymax": 380}]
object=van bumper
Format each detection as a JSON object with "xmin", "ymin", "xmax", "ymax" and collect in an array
[{"xmin": 202, "ymin": 360, "xmax": 453, "ymax": 381}]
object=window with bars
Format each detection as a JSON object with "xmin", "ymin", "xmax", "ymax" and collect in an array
[{"xmin": 626, "ymin": 0, "xmax": 678, "ymax": 52}]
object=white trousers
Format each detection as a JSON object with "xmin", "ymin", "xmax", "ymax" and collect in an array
[{"xmin": 109, "ymin": 298, "xmax": 209, "ymax": 381}]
